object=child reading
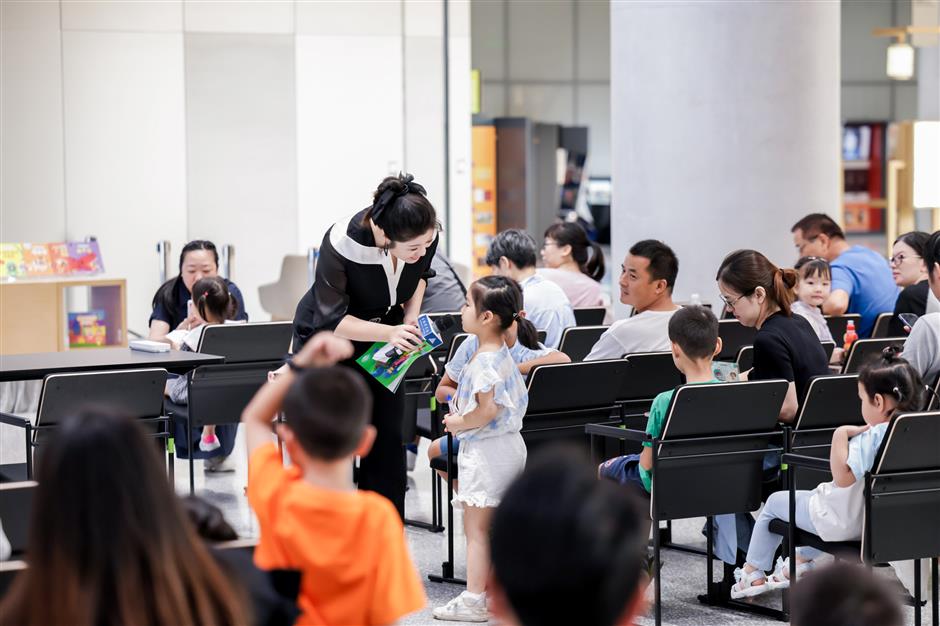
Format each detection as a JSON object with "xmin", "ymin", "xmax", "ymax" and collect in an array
[{"xmin": 164, "ymin": 276, "xmax": 240, "ymax": 453}]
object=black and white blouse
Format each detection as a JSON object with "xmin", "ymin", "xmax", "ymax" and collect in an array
[{"xmin": 292, "ymin": 209, "xmax": 438, "ymax": 353}]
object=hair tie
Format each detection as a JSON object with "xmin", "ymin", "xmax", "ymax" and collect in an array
[
  {"xmin": 893, "ymin": 386, "xmax": 904, "ymax": 401},
  {"xmin": 202, "ymin": 291, "xmax": 209, "ymax": 298},
  {"xmin": 512, "ymin": 311, "xmax": 520, "ymax": 321}
]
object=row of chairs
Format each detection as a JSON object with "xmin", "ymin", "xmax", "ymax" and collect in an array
[
  {"xmin": 0, "ymin": 322, "xmax": 294, "ymax": 491},
  {"xmin": 585, "ymin": 377, "xmax": 940, "ymax": 626}
]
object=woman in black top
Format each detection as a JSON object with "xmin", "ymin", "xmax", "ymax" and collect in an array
[
  {"xmin": 889, "ymin": 231, "xmax": 931, "ymax": 337},
  {"xmin": 716, "ymin": 250, "xmax": 829, "ymax": 423},
  {"xmin": 292, "ymin": 173, "xmax": 439, "ymax": 516},
  {"xmin": 149, "ymin": 240, "xmax": 248, "ymax": 468}
]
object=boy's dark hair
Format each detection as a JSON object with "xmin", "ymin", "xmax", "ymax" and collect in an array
[
  {"xmin": 490, "ymin": 446, "xmax": 647, "ymax": 626},
  {"xmin": 628, "ymin": 239, "xmax": 678, "ymax": 291},
  {"xmin": 925, "ymin": 230, "xmax": 940, "ymax": 282},
  {"xmin": 192, "ymin": 276, "xmax": 238, "ymax": 323},
  {"xmin": 791, "ymin": 213, "xmax": 845, "ymax": 240},
  {"xmin": 485, "ymin": 229, "xmax": 538, "ymax": 269},
  {"xmin": 668, "ymin": 305, "xmax": 719, "ymax": 360},
  {"xmin": 858, "ymin": 346, "xmax": 925, "ymax": 414},
  {"xmin": 281, "ymin": 366, "xmax": 373, "ymax": 460},
  {"xmin": 790, "ymin": 562, "xmax": 902, "ymax": 626},
  {"xmin": 794, "ymin": 256, "xmax": 832, "ymax": 281}
]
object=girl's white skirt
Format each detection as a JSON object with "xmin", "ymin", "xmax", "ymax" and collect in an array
[{"xmin": 453, "ymin": 433, "xmax": 527, "ymax": 509}]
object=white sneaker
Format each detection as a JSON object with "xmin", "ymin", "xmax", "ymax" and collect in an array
[
  {"xmin": 204, "ymin": 455, "xmax": 236, "ymax": 473},
  {"xmin": 433, "ymin": 591, "xmax": 488, "ymax": 622}
]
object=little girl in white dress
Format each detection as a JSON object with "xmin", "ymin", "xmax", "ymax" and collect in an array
[{"xmin": 433, "ymin": 275, "xmax": 530, "ymax": 623}]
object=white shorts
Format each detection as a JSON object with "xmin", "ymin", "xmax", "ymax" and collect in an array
[{"xmin": 453, "ymin": 432, "xmax": 527, "ymax": 509}]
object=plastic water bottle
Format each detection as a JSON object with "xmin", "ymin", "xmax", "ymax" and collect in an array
[{"xmin": 843, "ymin": 320, "xmax": 858, "ymax": 352}]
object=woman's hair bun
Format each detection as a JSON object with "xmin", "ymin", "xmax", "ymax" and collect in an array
[
  {"xmin": 370, "ymin": 173, "xmax": 428, "ymax": 224},
  {"xmin": 780, "ymin": 268, "xmax": 798, "ymax": 289}
]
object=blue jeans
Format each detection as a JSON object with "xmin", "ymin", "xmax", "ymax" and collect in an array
[
  {"xmin": 598, "ymin": 453, "xmax": 649, "ymax": 496},
  {"xmin": 746, "ymin": 490, "xmax": 825, "ymax": 571},
  {"xmin": 439, "ymin": 435, "xmax": 461, "ymax": 456}
]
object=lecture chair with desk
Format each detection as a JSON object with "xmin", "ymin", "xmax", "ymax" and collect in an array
[
  {"xmin": 0, "ymin": 369, "xmax": 170, "ymax": 482},
  {"xmin": 778, "ymin": 410, "xmax": 940, "ymax": 626},
  {"xmin": 586, "ymin": 379, "xmax": 790, "ymax": 625},
  {"xmin": 172, "ymin": 321, "xmax": 293, "ymax": 493}
]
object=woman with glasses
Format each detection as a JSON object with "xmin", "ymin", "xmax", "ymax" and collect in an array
[
  {"xmin": 888, "ymin": 231, "xmax": 936, "ymax": 337},
  {"xmin": 716, "ymin": 250, "xmax": 829, "ymax": 423}
]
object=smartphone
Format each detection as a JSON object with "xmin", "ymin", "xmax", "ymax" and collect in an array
[
  {"xmin": 898, "ymin": 313, "xmax": 919, "ymax": 331},
  {"xmin": 187, "ymin": 299, "xmax": 194, "ymax": 318}
]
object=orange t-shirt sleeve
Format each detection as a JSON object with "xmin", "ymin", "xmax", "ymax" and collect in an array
[
  {"xmin": 368, "ymin": 501, "xmax": 427, "ymax": 625},
  {"xmin": 247, "ymin": 443, "xmax": 286, "ymax": 532}
]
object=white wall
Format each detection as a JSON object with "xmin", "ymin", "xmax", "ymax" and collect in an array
[
  {"xmin": 0, "ymin": 0, "xmax": 472, "ymax": 333},
  {"xmin": 0, "ymin": 1, "xmax": 66, "ymax": 243},
  {"xmin": 610, "ymin": 1, "xmax": 842, "ymax": 309}
]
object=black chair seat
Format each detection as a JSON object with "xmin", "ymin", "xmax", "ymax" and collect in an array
[
  {"xmin": 768, "ymin": 519, "xmax": 860, "ymax": 560},
  {"xmin": 429, "ymin": 455, "xmax": 458, "ymax": 478}
]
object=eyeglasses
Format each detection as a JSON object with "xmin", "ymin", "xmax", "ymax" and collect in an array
[
  {"xmin": 890, "ymin": 253, "xmax": 921, "ymax": 266},
  {"xmin": 719, "ymin": 291, "xmax": 751, "ymax": 310}
]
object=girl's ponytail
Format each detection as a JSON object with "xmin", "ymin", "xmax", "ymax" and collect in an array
[
  {"xmin": 515, "ymin": 315, "xmax": 540, "ymax": 350},
  {"xmin": 858, "ymin": 347, "xmax": 926, "ymax": 414},
  {"xmin": 771, "ymin": 268, "xmax": 798, "ymax": 316},
  {"xmin": 584, "ymin": 241, "xmax": 606, "ymax": 282}
]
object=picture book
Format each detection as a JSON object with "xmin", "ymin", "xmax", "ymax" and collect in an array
[
  {"xmin": 21, "ymin": 243, "xmax": 54, "ymax": 276},
  {"xmin": 356, "ymin": 314, "xmax": 445, "ymax": 393},
  {"xmin": 48, "ymin": 242, "xmax": 72, "ymax": 275},
  {"xmin": 68, "ymin": 310, "xmax": 108, "ymax": 348},
  {"xmin": 0, "ymin": 243, "xmax": 24, "ymax": 279},
  {"xmin": 712, "ymin": 360, "xmax": 741, "ymax": 382},
  {"xmin": 67, "ymin": 240, "xmax": 104, "ymax": 274}
]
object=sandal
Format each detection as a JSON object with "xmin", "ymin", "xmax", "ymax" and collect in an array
[
  {"xmin": 766, "ymin": 556, "xmax": 815, "ymax": 590},
  {"xmin": 730, "ymin": 567, "xmax": 770, "ymax": 599}
]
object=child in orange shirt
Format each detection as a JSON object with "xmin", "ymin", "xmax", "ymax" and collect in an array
[{"xmin": 242, "ymin": 332, "xmax": 426, "ymax": 625}]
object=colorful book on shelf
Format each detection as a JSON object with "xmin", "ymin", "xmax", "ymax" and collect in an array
[
  {"xmin": 68, "ymin": 310, "xmax": 108, "ymax": 348},
  {"xmin": 67, "ymin": 241, "xmax": 104, "ymax": 274},
  {"xmin": 48, "ymin": 242, "xmax": 72, "ymax": 275},
  {"xmin": 0, "ymin": 243, "xmax": 24, "ymax": 279},
  {"xmin": 21, "ymin": 243, "xmax": 54, "ymax": 277}
]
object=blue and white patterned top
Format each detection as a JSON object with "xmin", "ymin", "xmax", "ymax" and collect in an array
[
  {"xmin": 452, "ymin": 344, "xmax": 529, "ymax": 442},
  {"xmin": 445, "ymin": 334, "xmax": 556, "ymax": 382},
  {"xmin": 846, "ymin": 421, "xmax": 889, "ymax": 481}
]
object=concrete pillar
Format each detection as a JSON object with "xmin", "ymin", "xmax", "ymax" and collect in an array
[{"xmin": 610, "ymin": 1, "xmax": 841, "ymax": 309}]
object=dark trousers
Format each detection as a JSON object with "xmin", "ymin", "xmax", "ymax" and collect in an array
[{"xmin": 348, "ymin": 362, "xmax": 406, "ymax": 519}]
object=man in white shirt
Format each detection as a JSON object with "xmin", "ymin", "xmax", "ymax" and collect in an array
[
  {"xmin": 486, "ymin": 229, "xmax": 576, "ymax": 349},
  {"xmin": 902, "ymin": 230, "xmax": 940, "ymax": 385},
  {"xmin": 585, "ymin": 240, "xmax": 681, "ymax": 360}
]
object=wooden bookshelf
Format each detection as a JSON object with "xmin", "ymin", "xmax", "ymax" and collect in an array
[{"xmin": 0, "ymin": 278, "xmax": 126, "ymax": 355}]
